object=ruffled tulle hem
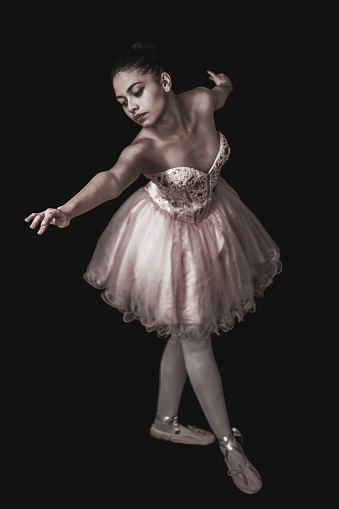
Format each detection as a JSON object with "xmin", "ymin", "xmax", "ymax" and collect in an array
[
  {"xmin": 252, "ymin": 248, "xmax": 282, "ymax": 298},
  {"xmin": 83, "ymin": 246, "xmax": 281, "ymax": 341}
]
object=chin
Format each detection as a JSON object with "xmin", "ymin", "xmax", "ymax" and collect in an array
[
  {"xmin": 141, "ymin": 120, "xmax": 152, "ymax": 128},
  {"xmin": 139, "ymin": 117, "xmax": 154, "ymax": 129}
]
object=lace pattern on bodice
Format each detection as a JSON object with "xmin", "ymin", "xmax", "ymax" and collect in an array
[{"xmin": 143, "ymin": 133, "xmax": 230, "ymax": 224}]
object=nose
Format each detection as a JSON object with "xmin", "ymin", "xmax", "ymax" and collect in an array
[{"xmin": 128, "ymin": 99, "xmax": 139, "ymax": 114}]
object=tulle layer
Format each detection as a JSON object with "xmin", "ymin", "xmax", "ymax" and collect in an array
[{"xmin": 84, "ymin": 177, "xmax": 281, "ymax": 340}]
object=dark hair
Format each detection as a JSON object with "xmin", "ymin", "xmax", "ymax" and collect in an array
[{"xmin": 110, "ymin": 41, "xmax": 165, "ymax": 84}]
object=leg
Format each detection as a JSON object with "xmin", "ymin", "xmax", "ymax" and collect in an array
[
  {"xmin": 180, "ymin": 335, "xmax": 231, "ymax": 439},
  {"xmin": 181, "ymin": 335, "xmax": 252, "ymax": 475},
  {"xmin": 156, "ymin": 336, "xmax": 188, "ymax": 419},
  {"xmin": 151, "ymin": 335, "xmax": 215, "ymax": 444},
  {"xmin": 155, "ymin": 333, "xmax": 261, "ymax": 493}
]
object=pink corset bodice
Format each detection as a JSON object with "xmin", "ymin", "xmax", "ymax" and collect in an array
[{"xmin": 143, "ymin": 132, "xmax": 230, "ymax": 224}]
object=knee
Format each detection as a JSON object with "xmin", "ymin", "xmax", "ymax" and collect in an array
[{"xmin": 181, "ymin": 335, "xmax": 212, "ymax": 356}]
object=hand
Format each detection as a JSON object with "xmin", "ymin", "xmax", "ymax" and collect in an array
[
  {"xmin": 25, "ymin": 207, "xmax": 70, "ymax": 235},
  {"xmin": 207, "ymin": 71, "xmax": 233, "ymax": 90}
]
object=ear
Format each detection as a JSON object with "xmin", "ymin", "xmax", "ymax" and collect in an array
[{"xmin": 161, "ymin": 72, "xmax": 172, "ymax": 92}]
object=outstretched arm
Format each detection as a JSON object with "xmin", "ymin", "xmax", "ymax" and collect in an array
[
  {"xmin": 25, "ymin": 142, "xmax": 146, "ymax": 235},
  {"xmin": 207, "ymin": 71, "xmax": 233, "ymax": 111}
]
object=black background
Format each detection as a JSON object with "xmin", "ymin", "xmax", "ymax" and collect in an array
[{"xmin": 13, "ymin": 5, "xmax": 305, "ymax": 506}]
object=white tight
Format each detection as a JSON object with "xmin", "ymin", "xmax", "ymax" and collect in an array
[{"xmin": 156, "ymin": 335, "xmax": 231, "ymax": 438}]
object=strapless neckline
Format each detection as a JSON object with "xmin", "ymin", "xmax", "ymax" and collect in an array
[{"xmin": 145, "ymin": 132, "xmax": 224, "ymax": 177}]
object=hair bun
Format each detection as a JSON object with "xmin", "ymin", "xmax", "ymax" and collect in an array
[
  {"xmin": 110, "ymin": 41, "xmax": 164, "ymax": 83},
  {"xmin": 130, "ymin": 41, "xmax": 158, "ymax": 55}
]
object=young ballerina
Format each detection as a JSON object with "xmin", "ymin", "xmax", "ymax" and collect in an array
[{"xmin": 25, "ymin": 42, "xmax": 281, "ymax": 494}]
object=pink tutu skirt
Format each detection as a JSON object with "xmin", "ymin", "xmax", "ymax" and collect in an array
[{"xmin": 84, "ymin": 177, "xmax": 281, "ymax": 340}]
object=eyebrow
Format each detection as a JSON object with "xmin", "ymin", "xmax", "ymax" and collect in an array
[{"xmin": 116, "ymin": 81, "xmax": 143, "ymax": 100}]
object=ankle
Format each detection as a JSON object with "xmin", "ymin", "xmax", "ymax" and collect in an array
[
  {"xmin": 218, "ymin": 428, "xmax": 247, "ymax": 471},
  {"xmin": 217, "ymin": 428, "xmax": 242, "ymax": 444},
  {"xmin": 218, "ymin": 428, "xmax": 244, "ymax": 455},
  {"xmin": 154, "ymin": 414, "xmax": 181, "ymax": 434}
]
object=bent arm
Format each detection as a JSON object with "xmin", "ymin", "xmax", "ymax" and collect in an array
[{"xmin": 207, "ymin": 71, "xmax": 233, "ymax": 110}]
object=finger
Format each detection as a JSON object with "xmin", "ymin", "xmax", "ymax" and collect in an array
[
  {"xmin": 37, "ymin": 210, "xmax": 60, "ymax": 234},
  {"xmin": 207, "ymin": 70, "xmax": 218, "ymax": 83},
  {"xmin": 37, "ymin": 223, "xmax": 49, "ymax": 235},
  {"xmin": 30, "ymin": 213, "xmax": 44, "ymax": 229},
  {"xmin": 37, "ymin": 217, "xmax": 52, "ymax": 235},
  {"xmin": 25, "ymin": 213, "xmax": 37, "ymax": 222}
]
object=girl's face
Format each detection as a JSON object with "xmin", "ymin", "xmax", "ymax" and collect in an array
[{"xmin": 113, "ymin": 69, "xmax": 169, "ymax": 128}]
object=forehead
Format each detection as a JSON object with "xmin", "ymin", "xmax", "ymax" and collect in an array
[{"xmin": 113, "ymin": 69, "xmax": 151, "ymax": 96}]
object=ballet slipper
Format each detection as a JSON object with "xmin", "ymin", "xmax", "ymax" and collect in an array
[
  {"xmin": 150, "ymin": 414, "xmax": 215, "ymax": 445},
  {"xmin": 218, "ymin": 428, "xmax": 262, "ymax": 494}
]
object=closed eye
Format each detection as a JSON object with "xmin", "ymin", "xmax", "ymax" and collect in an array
[
  {"xmin": 134, "ymin": 87, "xmax": 144, "ymax": 97},
  {"xmin": 117, "ymin": 87, "xmax": 144, "ymax": 108}
]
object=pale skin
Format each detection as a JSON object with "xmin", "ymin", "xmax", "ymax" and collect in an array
[{"xmin": 25, "ymin": 69, "xmax": 233, "ymax": 234}]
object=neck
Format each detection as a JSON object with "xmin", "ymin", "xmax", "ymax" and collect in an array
[{"xmin": 151, "ymin": 92, "xmax": 189, "ymax": 137}]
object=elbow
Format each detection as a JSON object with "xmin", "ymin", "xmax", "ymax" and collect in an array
[
  {"xmin": 93, "ymin": 171, "xmax": 122, "ymax": 201},
  {"xmin": 216, "ymin": 87, "xmax": 232, "ymax": 111},
  {"xmin": 105, "ymin": 171, "xmax": 123, "ymax": 199}
]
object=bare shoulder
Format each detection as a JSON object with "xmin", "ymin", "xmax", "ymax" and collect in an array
[
  {"xmin": 108, "ymin": 137, "xmax": 153, "ymax": 187},
  {"xmin": 108, "ymin": 136, "xmax": 155, "ymax": 191},
  {"xmin": 118, "ymin": 136, "xmax": 153, "ymax": 169},
  {"xmin": 180, "ymin": 87, "xmax": 215, "ymax": 112}
]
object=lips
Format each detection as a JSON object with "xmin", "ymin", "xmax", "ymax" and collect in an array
[{"xmin": 134, "ymin": 113, "xmax": 147, "ymax": 122}]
